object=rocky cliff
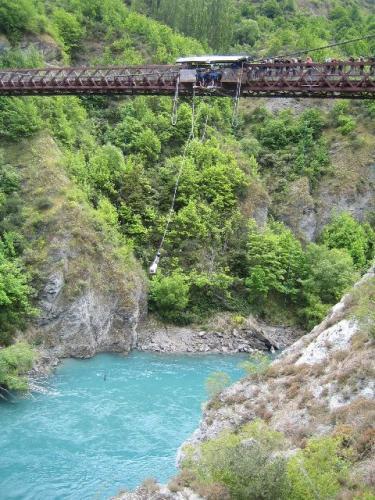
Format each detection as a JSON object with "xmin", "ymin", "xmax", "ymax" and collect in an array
[
  {"xmin": 3, "ymin": 133, "xmax": 147, "ymax": 368},
  {"xmin": 180, "ymin": 267, "xmax": 374, "ymax": 487}
]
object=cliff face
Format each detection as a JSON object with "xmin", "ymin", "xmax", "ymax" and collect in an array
[
  {"xmin": 242, "ymin": 98, "xmax": 375, "ymax": 244},
  {"xmin": 182, "ymin": 267, "xmax": 374, "ymax": 478},
  {"xmin": 4, "ymin": 133, "xmax": 147, "ymax": 365}
]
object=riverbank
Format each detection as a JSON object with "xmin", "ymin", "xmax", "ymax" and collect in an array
[
  {"xmin": 29, "ymin": 314, "xmax": 303, "ymax": 379},
  {"xmin": 136, "ymin": 314, "xmax": 303, "ymax": 354}
]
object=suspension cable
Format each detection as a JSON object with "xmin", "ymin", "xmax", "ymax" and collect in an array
[{"xmin": 252, "ymin": 33, "xmax": 375, "ymax": 63}]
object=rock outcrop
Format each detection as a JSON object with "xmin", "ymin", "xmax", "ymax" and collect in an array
[
  {"xmin": 182, "ymin": 267, "xmax": 374, "ymax": 453},
  {"xmin": 19, "ymin": 33, "xmax": 64, "ymax": 63},
  {"xmin": 0, "ymin": 33, "xmax": 64, "ymax": 63},
  {"xmin": 5, "ymin": 133, "xmax": 147, "ymax": 365}
]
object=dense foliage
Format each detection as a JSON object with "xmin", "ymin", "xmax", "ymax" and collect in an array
[
  {"xmin": 0, "ymin": 0, "xmax": 373, "ymax": 340},
  {"xmin": 0, "ymin": 342, "xmax": 36, "ymax": 391},
  {"xmin": 177, "ymin": 421, "xmax": 372, "ymax": 500},
  {"xmin": 0, "ymin": 154, "xmax": 36, "ymax": 346},
  {"xmin": 131, "ymin": 0, "xmax": 375, "ymax": 55}
]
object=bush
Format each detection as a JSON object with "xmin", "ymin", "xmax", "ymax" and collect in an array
[
  {"xmin": 0, "ymin": 0, "xmax": 39, "ymax": 40},
  {"xmin": 0, "ymin": 342, "xmax": 36, "ymax": 391},
  {"xmin": 332, "ymin": 102, "xmax": 357, "ymax": 135},
  {"xmin": 0, "ymin": 245, "xmax": 36, "ymax": 345},
  {"xmin": 300, "ymin": 244, "xmax": 357, "ymax": 329},
  {"xmin": 349, "ymin": 277, "xmax": 375, "ymax": 340},
  {"xmin": 52, "ymin": 8, "xmax": 85, "ymax": 55},
  {"xmin": 205, "ymin": 371, "xmax": 231, "ymax": 398},
  {"xmin": 287, "ymin": 436, "xmax": 350, "ymax": 500},
  {"xmin": 0, "ymin": 98, "xmax": 42, "ymax": 140},
  {"xmin": 183, "ymin": 420, "xmax": 290, "ymax": 500},
  {"xmin": 239, "ymin": 352, "xmax": 271, "ymax": 379},
  {"xmin": 149, "ymin": 272, "xmax": 190, "ymax": 322},
  {"xmin": 245, "ymin": 220, "xmax": 305, "ymax": 301}
]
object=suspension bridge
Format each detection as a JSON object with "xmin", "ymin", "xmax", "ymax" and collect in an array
[{"xmin": 0, "ymin": 60, "xmax": 374, "ymax": 99}]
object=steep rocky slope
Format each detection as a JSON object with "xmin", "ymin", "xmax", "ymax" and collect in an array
[
  {"xmin": 181, "ymin": 267, "xmax": 374, "ymax": 486},
  {"xmin": 3, "ymin": 133, "xmax": 147, "ymax": 366}
]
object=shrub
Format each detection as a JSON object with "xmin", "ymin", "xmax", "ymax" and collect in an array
[
  {"xmin": 332, "ymin": 102, "xmax": 357, "ymax": 135},
  {"xmin": 245, "ymin": 220, "xmax": 305, "ymax": 301},
  {"xmin": 0, "ymin": 0, "xmax": 39, "ymax": 40},
  {"xmin": 205, "ymin": 371, "xmax": 231, "ymax": 398},
  {"xmin": 149, "ymin": 272, "xmax": 190, "ymax": 322},
  {"xmin": 300, "ymin": 244, "xmax": 357, "ymax": 329},
  {"xmin": 184, "ymin": 420, "xmax": 290, "ymax": 500},
  {"xmin": 0, "ymin": 342, "xmax": 36, "ymax": 391},
  {"xmin": 349, "ymin": 277, "xmax": 375, "ymax": 340},
  {"xmin": 239, "ymin": 352, "xmax": 271, "ymax": 379},
  {"xmin": 0, "ymin": 98, "xmax": 42, "ymax": 140},
  {"xmin": 0, "ymin": 246, "xmax": 36, "ymax": 345},
  {"xmin": 52, "ymin": 8, "xmax": 85, "ymax": 55},
  {"xmin": 287, "ymin": 436, "xmax": 350, "ymax": 500}
]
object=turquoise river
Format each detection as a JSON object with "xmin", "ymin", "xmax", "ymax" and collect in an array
[{"xmin": 0, "ymin": 352, "xmax": 249, "ymax": 500}]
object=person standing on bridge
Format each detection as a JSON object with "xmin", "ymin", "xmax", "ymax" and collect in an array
[
  {"xmin": 306, "ymin": 56, "xmax": 313, "ymax": 76},
  {"xmin": 196, "ymin": 68, "xmax": 204, "ymax": 87}
]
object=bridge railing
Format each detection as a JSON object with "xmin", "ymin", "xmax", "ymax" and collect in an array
[{"xmin": 0, "ymin": 60, "xmax": 373, "ymax": 97}]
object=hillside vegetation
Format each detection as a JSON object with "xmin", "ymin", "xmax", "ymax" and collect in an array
[{"xmin": 0, "ymin": 0, "xmax": 374, "ymax": 389}]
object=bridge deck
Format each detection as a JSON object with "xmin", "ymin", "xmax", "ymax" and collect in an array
[{"xmin": 0, "ymin": 61, "xmax": 373, "ymax": 98}]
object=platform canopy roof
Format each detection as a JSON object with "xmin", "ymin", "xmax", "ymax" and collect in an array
[{"xmin": 176, "ymin": 55, "xmax": 249, "ymax": 65}]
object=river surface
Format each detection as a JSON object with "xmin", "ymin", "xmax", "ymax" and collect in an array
[{"xmin": 0, "ymin": 351, "xmax": 248, "ymax": 500}]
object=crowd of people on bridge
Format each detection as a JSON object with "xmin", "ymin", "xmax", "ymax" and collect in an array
[
  {"xmin": 194, "ymin": 56, "xmax": 374, "ymax": 87},
  {"xmin": 195, "ymin": 67, "xmax": 223, "ymax": 87},
  {"xmin": 246, "ymin": 56, "xmax": 374, "ymax": 79}
]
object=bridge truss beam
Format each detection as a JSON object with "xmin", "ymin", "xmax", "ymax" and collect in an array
[{"xmin": 0, "ymin": 62, "xmax": 373, "ymax": 99}]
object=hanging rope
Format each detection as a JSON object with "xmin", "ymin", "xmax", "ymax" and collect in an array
[
  {"xmin": 232, "ymin": 62, "xmax": 244, "ymax": 127},
  {"xmin": 149, "ymin": 135, "xmax": 193, "ymax": 275},
  {"xmin": 201, "ymin": 112, "xmax": 209, "ymax": 142},
  {"xmin": 191, "ymin": 86, "xmax": 196, "ymax": 139},
  {"xmin": 149, "ymin": 89, "xmax": 197, "ymax": 275},
  {"xmin": 171, "ymin": 74, "xmax": 180, "ymax": 126}
]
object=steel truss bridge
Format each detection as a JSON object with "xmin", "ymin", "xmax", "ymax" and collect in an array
[{"xmin": 0, "ymin": 61, "xmax": 374, "ymax": 99}]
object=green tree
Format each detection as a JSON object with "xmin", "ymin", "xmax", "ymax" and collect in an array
[
  {"xmin": 300, "ymin": 244, "xmax": 357, "ymax": 329},
  {"xmin": 320, "ymin": 213, "xmax": 374, "ymax": 270},
  {"xmin": 87, "ymin": 144, "xmax": 126, "ymax": 197},
  {"xmin": 245, "ymin": 220, "xmax": 305, "ymax": 301},
  {"xmin": 0, "ymin": 98, "xmax": 42, "ymax": 140},
  {"xmin": 0, "ymin": 0, "xmax": 39, "ymax": 40},
  {"xmin": 52, "ymin": 8, "xmax": 85, "ymax": 55},
  {"xmin": 0, "ymin": 242, "xmax": 36, "ymax": 345}
]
